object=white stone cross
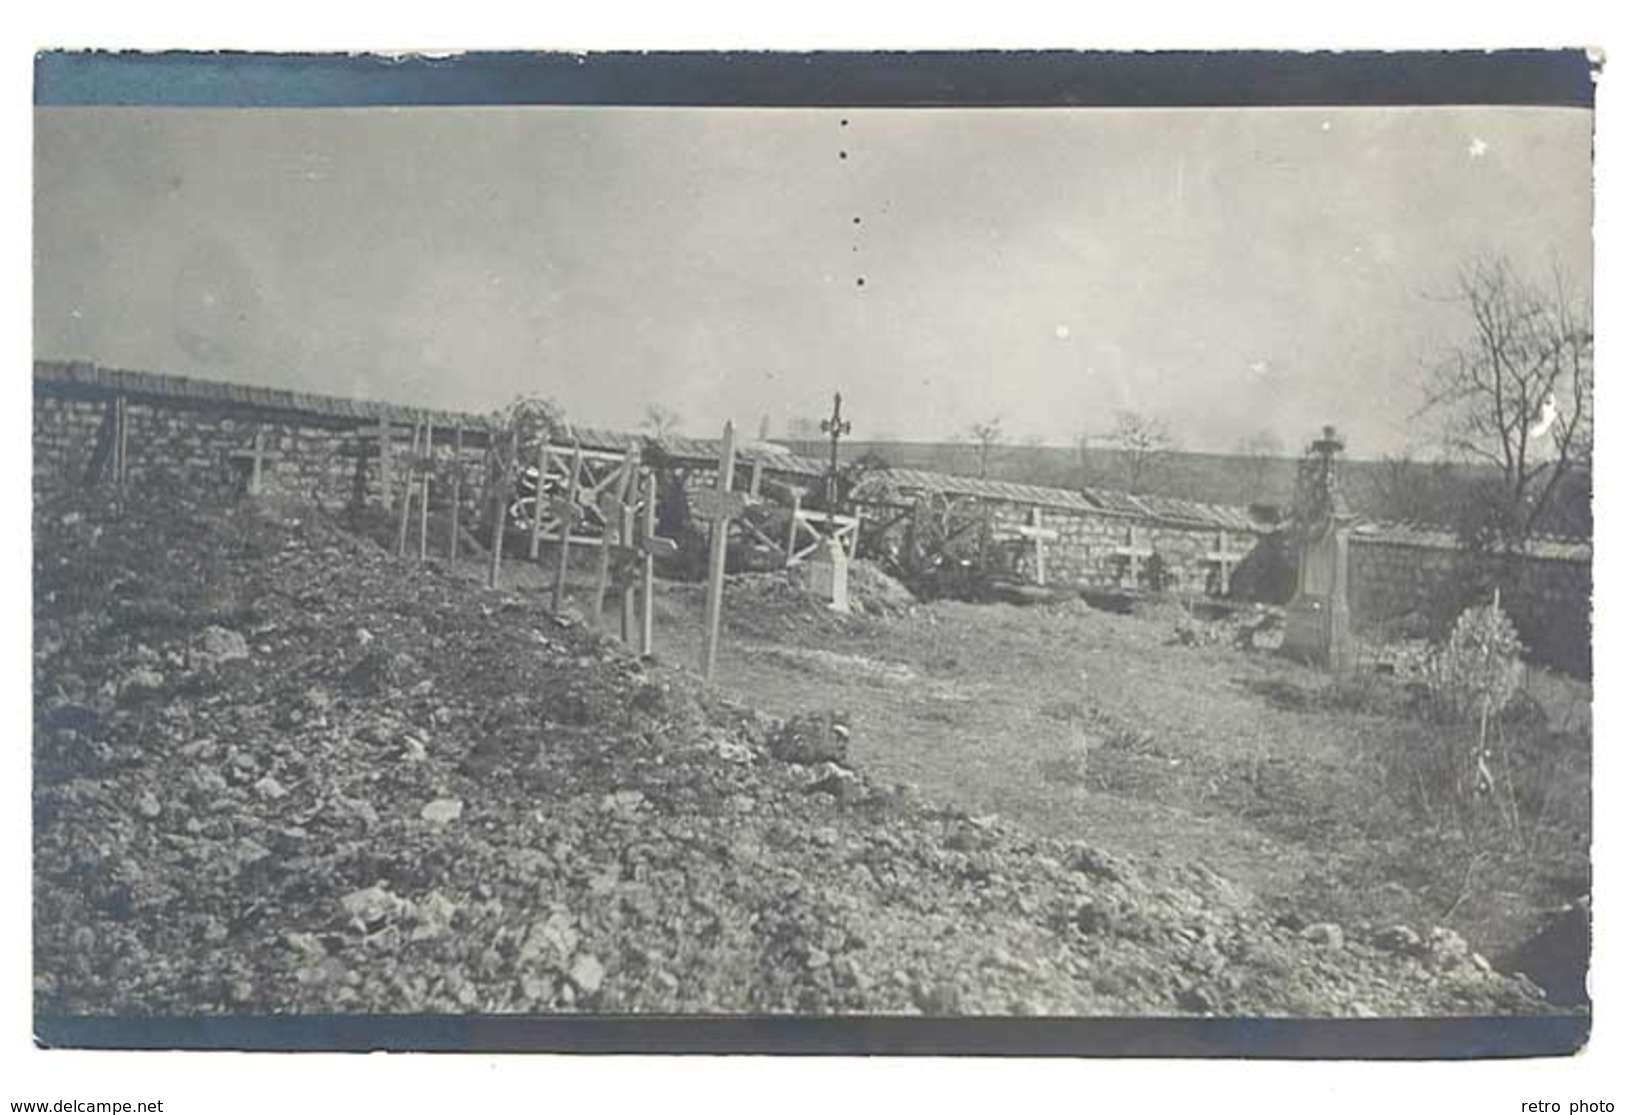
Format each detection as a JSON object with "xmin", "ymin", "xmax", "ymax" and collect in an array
[
  {"xmin": 1113, "ymin": 524, "xmax": 1154, "ymax": 588},
  {"xmin": 1204, "ymin": 530, "xmax": 1243, "ymax": 596},
  {"xmin": 1015, "ymin": 508, "xmax": 1060, "ymax": 585},
  {"xmin": 228, "ymin": 429, "xmax": 283, "ymax": 497}
]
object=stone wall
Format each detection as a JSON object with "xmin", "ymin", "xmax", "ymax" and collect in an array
[
  {"xmin": 32, "ymin": 362, "xmax": 816, "ymax": 545},
  {"xmin": 37, "ymin": 393, "xmax": 361, "ymax": 507},
  {"xmin": 676, "ymin": 466, "xmax": 1265, "ymax": 592},
  {"xmin": 1349, "ymin": 535, "xmax": 1591, "ymax": 676},
  {"xmin": 33, "ymin": 362, "xmax": 493, "ymax": 520},
  {"xmin": 980, "ymin": 502, "xmax": 1264, "ymax": 594}
]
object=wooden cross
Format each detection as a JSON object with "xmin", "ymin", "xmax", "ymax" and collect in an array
[
  {"xmin": 820, "ymin": 391, "xmax": 852, "ymax": 506},
  {"xmin": 380, "ymin": 417, "xmax": 396, "ymax": 507},
  {"xmin": 89, "ymin": 395, "xmax": 133, "ymax": 488},
  {"xmin": 447, "ymin": 423, "xmax": 464, "ymax": 561},
  {"xmin": 112, "ymin": 395, "xmax": 130, "ymax": 486},
  {"xmin": 694, "ymin": 422, "xmax": 747, "ymax": 681},
  {"xmin": 1016, "ymin": 508, "xmax": 1060, "ymax": 586},
  {"xmin": 394, "ymin": 420, "xmax": 435, "ymax": 559},
  {"xmin": 1113, "ymin": 524, "xmax": 1154, "ymax": 588},
  {"xmin": 589, "ymin": 450, "xmax": 637, "ymax": 627},
  {"xmin": 634, "ymin": 469, "xmax": 679, "ymax": 655},
  {"xmin": 394, "ymin": 423, "xmax": 418, "ymax": 557},
  {"xmin": 229, "ymin": 428, "xmax": 283, "ymax": 497},
  {"xmin": 418, "ymin": 421, "xmax": 435, "ymax": 562},
  {"xmin": 550, "ymin": 443, "xmax": 585, "ymax": 614},
  {"xmin": 591, "ymin": 467, "xmax": 680, "ymax": 654},
  {"xmin": 617, "ymin": 500, "xmax": 640, "ymax": 644},
  {"xmin": 485, "ymin": 444, "xmax": 512, "ymax": 590},
  {"xmin": 1204, "ymin": 530, "xmax": 1242, "ymax": 596}
]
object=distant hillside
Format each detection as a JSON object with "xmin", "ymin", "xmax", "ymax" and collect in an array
[
  {"xmin": 785, "ymin": 439, "xmax": 1331, "ymax": 511},
  {"xmin": 777, "ymin": 439, "xmax": 1591, "ymax": 539}
]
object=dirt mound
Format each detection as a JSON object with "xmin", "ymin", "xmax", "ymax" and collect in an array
[
  {"xmin": 844, "ymin": 559, "xmax": 918, "ymax": 617},
  {"xmin": 346, "ymin": 502, "xmax": 489, "ymax": 560},
  {"xmin": 726, "ymin": 560, "xmax": 917, "ymax": 628},
  {"xmin": 32, "ymin": 488, "xmax": 1552, "ymax": 1017},
  {"xmin": 1167, "ymin": 603, "xmax": 1287, "ymax": 652},
  {"xmin": 666, "ymin": 571, "xmax": 870, "ymax": 643}
]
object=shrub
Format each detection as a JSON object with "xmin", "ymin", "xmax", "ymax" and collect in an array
[
  {"xmin": 1418, "ymin": 597, "xmax": 1528, "ymax": 830},
  {"xmin": 1228, "ymin": 531, "xmax": 1296, "ymax": 604},
  {"xmin": 1422, "ymin": 599, "xmax": 1525, "ymax": 722}
]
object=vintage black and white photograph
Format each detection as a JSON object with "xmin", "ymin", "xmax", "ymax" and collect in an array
[{"xmin": 28, "ymin": 51, "xmax": 1595, "ymax": 1052}]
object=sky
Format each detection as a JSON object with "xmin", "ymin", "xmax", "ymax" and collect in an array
[{"xmin": 33, "ymin": 104, "xmax": 1593, "ymax": 456}]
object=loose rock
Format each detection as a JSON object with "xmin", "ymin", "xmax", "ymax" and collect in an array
[
  {"xmin": 341, "ymin": 884, "xmax": 405, "ymax": 931},
  {"xmin": 191, "ymin": 626, "xmax": 249, "ymax": 671},
  {"xmin": 420, "ymin": 798, "xmax": 464, "ymax": 825},
  {"xmin": 1373, "ymin": 925, "xmax": 1424, "ymax": 956},
  {"xmin": 1302, "ymin": 923, "xmax": 1345, "ymax": 950},
  {"xmin": 569, "ymin": 953, "xmax": 606, "ymax": 996}
]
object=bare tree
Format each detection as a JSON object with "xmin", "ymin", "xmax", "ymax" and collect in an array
[
  {"xmin": 640, "ymin": 403, "xmax": 682, "ymax": 440},
  {"xmin": 1422, "ymin": 255, "xmax": 1593, "ymax": 551},
  {"xmin": 1108, "ymin": 410, "xmax": 1176, "ymax": 493},
  {"xmin": 1235, "ymin": 430, "xmax": 1285, "ymax": 501},
  {"xmin": 967, "ymin": 418, "xmax": 1004, "ymax": 479}
]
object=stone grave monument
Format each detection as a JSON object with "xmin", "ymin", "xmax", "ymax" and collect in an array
[
  {"xmin": 805, "ymin": 535, "xmax": 850, "ymax": 613},
  {"xmin": 1282, "ymin": 425, "xmax": 1355, "ymax": 671}
]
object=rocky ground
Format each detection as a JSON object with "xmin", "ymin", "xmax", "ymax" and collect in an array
[{"xmin": 32, "ymin": 482, "xmax": 1554, "ymax": 1016}]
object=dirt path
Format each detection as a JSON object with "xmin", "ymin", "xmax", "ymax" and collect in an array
[
  {"xmin": 443, "ymin": 557, "xmax": 1589, "ymax": 961},
  {"xmin": 647, "ymin": 593, "xmax": 1367, "ymax": 906}
]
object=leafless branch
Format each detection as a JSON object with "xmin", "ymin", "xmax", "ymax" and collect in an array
[{"xmin": 1421, "ymin": 254, "xmax": 1592, "ymax": 549}]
